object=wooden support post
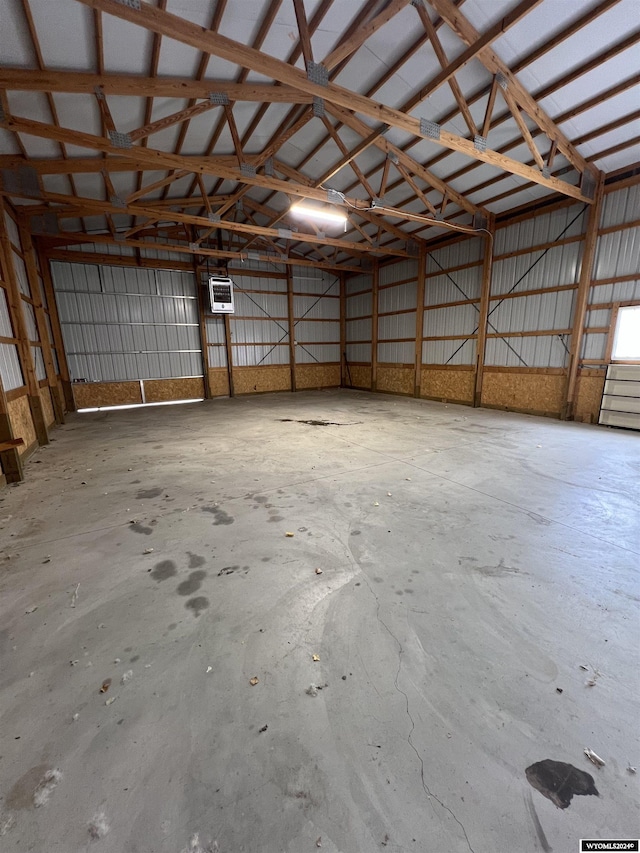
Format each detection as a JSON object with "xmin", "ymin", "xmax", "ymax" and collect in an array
[
  {"xmin": 193, "ymin": 258, "xmax": 212, "ymax": 400},
  {"xmin": 223, "ymin": 314, "xmax": 235, "ymax": 397},
  {"xmin": 0, "ymin": 205, "xmax": 48, "ymax": 446},
  {"xmin": 339, "ymin": 271, "xmax": 346, "ymax": 387},
  {"xmin": 414, "ymin": 248, "xmax": 426, "ymax": 397},
  {"xmin": 474, "ymin": 217, "xmax": 495, "ymax": 407},
  {"xmin": 0, "ymin": 374, "xmax": 24, "ymax": 483},
  {"xmin": 371, "ymin": 261, "xmax": 379, "ymax": 392},
  {"xmin": 286, "ymin": 267, "xmax": 297, "ymax": 393},
  {"xmin": 563, "ymin": 173, "xmax": 605, "ymax": 420},
  {"xmin": 36, "ymin": 244, "xmax": 76, "ymax": 411},
  {"xmin": 18, "ymin": 221, "xmax": 65, "ymax": 424}
]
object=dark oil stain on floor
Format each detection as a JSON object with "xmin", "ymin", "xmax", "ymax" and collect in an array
[
  {"xmin": 474, "ymin": 558, "xmax": 523, "ymax": 577},
  {"xmin": 176, "ymin": 570, "xmax": 207, "ymax": 596},
  {"xmin": 129, "ymin": 522, "xmax": 153, "ymax": 535},
  {"xmin": 267, "ymin": 515, "xmax": 283, "ymax": 522},
  {"xmin": 278, "ymin": 419, "xmax": 361, "ymax": 427},
  {"xmin": 6, "ymin": 764, "xmax": 49, "ymax": 810},
  {"xmin": 201, "ymin": 506, "xmax": 234, "ymax": 525},
  {"xmin": 218, "ymin": 565, "xmax": 239, "ymax": 576},
  {"xmin": 185, "ymin": 596, "xmax": 209, "ymax": 616},
  {"xmin": 151, "ymin": 560, "xmax": 178, "ymax": 581},
  {"xmin": 525, "ymin": 760, "xmax": 599, "ymax": 809},
  {"xmin": 187, "ymin": 552, "xmax": 206, "ymax": 568},
  {"xmin": 136, "ymin": 487, "xmax": 163, "ymax": 499},
  {"xmin": 254, "ymin": 496, "xmax": 268, "ymax": 503}
]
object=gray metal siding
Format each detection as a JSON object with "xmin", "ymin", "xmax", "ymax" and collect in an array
[{"xmin": 0, "ymin": 343, "xmax": 23, "ymax": 390}]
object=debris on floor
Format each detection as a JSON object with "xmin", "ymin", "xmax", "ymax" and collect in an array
[
  {"xmin": 285, "ymin": 532, "xmax": 294, "ymax": 537},
  {"xmin": 259, "ymin": 724, "xmax": 268, "ymax": 733},
  {"xmin": 105, "ymin": 696, "xmax": 116, "ymax": 706},
  {"xmin": 88, "ymin": 812, "xmax": 110, "ymax": 841},
  {"xmin": 100, "ymin": 679, "xmax": 112, "ymax": 693},
  {"xmin": 33, "ymin": 768, "xmax": 62, "ymax": 808},
  {"xmin": 373, "ymin": 502, "xmax": 379, "ymax": 507},
  {"xmin": 627, "ymin": 764, "xmax": 636, "ymax": 774},
  {"xmin": 315, "ymin": 568, "xmax": 323, "ymax": 575},
  {"xmin": 312, "ymin": 654, "xmax": 320, "ymax": 662},
  {"xmin": 70, "ymin": 583, "xmax": 80, "ymax": 608},
  {"xmin": 143, "ymin": 548, "xmax": 154, "ymax": 554},
  {"xmin": 180, "ymin": 832, "xmax": 219, "ymax": 852},
  {"xmin": 306, "ymin": 684, "xmax": 318, "ymax": 696},
  {"xmin": 206, "ymin": 666, "xmax": 213, "ymax": 674},
  {"xmin": 72, "ymin": 713, "xmax": 79, "ymax": 721},
  {"xmin": 24, "ymin": 606, "xmax": 38, "ymax": 614},
  {"xmin": 120, "ymin": 670, "xmax": 133, "ymax": 684},
  {"xmin": 584, "ymin": 748, "xmax": 605, "ymax": 768},
  {"xmin": 316, "ymin": 837, "xmax": 322, "ymax": 847},
  {"xmin": 579, "ymin": 664, "xmax": 589, "ymax": 670},
  {"xmin": 556, "ymin": 687, "xmax": 563, "ymax": 694},
  {"xmin": 249, "ymin": 677, "xmax": 259, "ymax": 686}
]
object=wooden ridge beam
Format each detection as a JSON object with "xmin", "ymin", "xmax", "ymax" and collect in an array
[
  {"xmin": 0, "ymin": 68, "xmax": 314, "ymax": 103},
  {"xmin": 72, "ymin": 0, "xmax": 595, "ymax": 204}
]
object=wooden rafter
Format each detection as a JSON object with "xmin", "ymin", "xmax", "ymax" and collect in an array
[{"xmin": 72, "ymin": 0, "xmax": 596, "ymax": 204}]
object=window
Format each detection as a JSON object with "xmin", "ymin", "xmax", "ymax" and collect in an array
[{"xmin": 612, "ymin": 305, "xmax": 640, "ymax": 361}]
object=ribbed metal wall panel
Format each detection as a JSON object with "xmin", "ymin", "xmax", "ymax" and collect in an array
[
  {"xmin": 232, "ymin": 274, "xmax": 287, "ymax": 293},
  {"xmin": 22, "ymin": 301, "xmax": 38, "ymax": 340},
  {"xmin": 593, "ymin": 227, "xmax": 640, "ymax": 279},
  {"xmin": 207, "ymin": 346, "xmax": 227, "ymax": 368},
  {"xmin": 581, "ymin": 333, "xmax": 607, "ymax": 361},
  {"xmin": 205, "ymin": 316, "xmax": 226, "ymax": 344},
  {"xmin": 0, "ymin": 343, "xmax": 23, "ymax": 390},
  {"xmin": 493, "ymin": 203, "xmax": 586, "ymax": 255},
  {"xmin": 492, "ymin": 243, "xmax": 581, "ymax": 294},
  {"xmin": 488, "ymin": 290, "xmax": 574, "ymax": 333},
  {"xmin": 424, "ymin": 268, "xmax": 481, "ymax": 304},
  {"xmin": 589, "ymin": 278, "xmax": 640, "ymax": 305},
  {"xmin": 293, "ymin": 270, "xmax": 338, "ymax": 295},
  {"xmin": 585, "ymin": 309, "xmax": 610, "ymax": 329},
  {"xmin": 0, "ymin": 287, "xmax": 14, "ymax": 337},
  {"xmin": 295, "ymin": 344, "xmax": 340, "ymax": 363},
  {"xmin": 232, "ymin": 317, "xmax": 288, "ymax": 344},
  {"xmin": 32, "ymin": 346, "xmax": 46, "ymax": 381},
  {"xmin": 12, "ymin": 251, "xmax": 31, "ymax": 297},
  {"xmin": 294, "ymin": 295, "xmax": 340, "ymax": 320},
  {"xmin": 600, "ymin": 184, "xmax": 640, "ymax": 229},
  {"xmin": 423, "ymin": 338, "xmax": 476, "ymax": 366},
  {"xmin": 294, "ymin": 320, "xmax": 339, "ymax": 343},
  {"xmin": 379, "ymin": 259, "xmax": 418, "ymax": 286},
  {"xmin": 346, "ymin": 292, "xmax": 372, "ymax": 319},
  {"xmin": 485, "ymin": 335, "xmax": 569, "ymax": 368},
  {"xmin": 233, "ymin": 291, "xmax": 287, "ymax": 318},
  {"xmin": 233, "ymin": 344, "xmax": 289, "ymax": 366},
  {"xmin": 378, "ymin": 281, "xmax": 417, "ymax": 313},
  {"xmin": 346, "ymin": 343, "xmax": 371, "ymax": 362},
  {"xmin": 345, "ymin": 274, "xmax": 371, "ymax": 296},
  {"xmin": 346, "ymin": 317, "xmax": 371, "ymax": 342},
  {"xmin": 378, "ymin": 341, "xmax": 414, "ymax": 363},
  {"xmin": 424, "ymin": 303, "xmax": 478, "ymax": 338},
  {"xmin": 3, "ymin": 212, "xmax": 20, "ymax": 247},
  {"xmin": 52, "ymin": 261, "xmax": 202, "ymax": 382},
  {"xmin": 379, "ymin": 312, "xmax": 416, "ymax": 340},
  {"xmin": 427, "ymin": 240, "xmax": 483, "ymax": 271}
]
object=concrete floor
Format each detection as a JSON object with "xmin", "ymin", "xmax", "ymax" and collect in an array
[{"xmin": 0, "ymin": 389, "xmax": 638, "ymax": 853}]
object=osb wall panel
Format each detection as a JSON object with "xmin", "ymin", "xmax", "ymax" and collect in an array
[
  {"xmin": 8, "ymin": 394, "xmax": 36, "ymax": 454},
  {"xmin": 344, "ymin": 364, "xmax": 371, "ymax": 389},
  {"xmin": 233, "ymin": 366, "xmax": 291, "ymax": 395},
  {"xmin": 144, "ymin": 378, "xmax": 204, "ymax": 403},
  {"xmin": 482, "ymin": 371, "xmax": 565, "ymax": 416},
  {"xmin": 39, "ymin": 386, "xmax": 55, "ymax": 426},
  {"xmin": 208, "ymin": 368, "xmax": 230, "ymax": 397},
  {"xmin": 421, "ymin": 368, "xmax": 474, "ymax": 403},
  {"xmin": 376, "ymin": 365, "xmax": 414, "ymax": 395},
  {"xmin": 296, "ymin": 364, "xmax": 341, "ymax": 389},
  {"xmin": 73, "ymin": 382, "xmax": 142, "ymax": 409},
  {"xmin": 575, "ymin": 371, "xmax": 606, "ymax": 424}
]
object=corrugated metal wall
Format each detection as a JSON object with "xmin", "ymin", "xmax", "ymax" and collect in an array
[
  {"xmin": 488, "ymin": 203, "xmax": 587, "ymax": 368},
  {"xmin": 51, "ymin": 262, "xmax": 202, "ymax": 381},
  {"xmin": 292, "ymin": 266, "xmax": 340, "ymax": 365},
  {"xmin": 583, "ymin": 183, "xmax": 640, "ymax": 363},
  {"xmin": 345, "ymin": 272, "xmax": 372, "ymax": 364},
  {"xmin": 227, "ymin": 265, "xmax": 290, "ymax": 367},
  {"xmin": 378, "ymin": 259, "xmax": 418, "ymax": 364},
  {"xmin": 423, "ymin": 240, "xmax": 482, "ymax": 366},
  {"xmin": 0, "ymin": 210, "xmax": 35, "ymax": 391}
]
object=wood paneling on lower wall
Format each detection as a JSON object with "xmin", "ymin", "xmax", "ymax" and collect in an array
[
  {"xmin": 8, "ymin": 394, "xmax": 37, "ymax": 454},
  {"xmin": 376, "ymin": 364, "xmax": 414, "ymax": 395},
  {"xmin": 40, "ymin": 386, "xmax": 55, "ymax": 426},
  {"xmin": 420, "ymin": 367, "xmax": 474, "ymax": 404},
  {"xmin": 481, "ymin": 369, "xmax": 566, "ymax": 417},
  {"xmin": 296, "ymin": 364, "xmax": 340, "ymax": 389},
  {"xmin": 208, "ymin": 368, "xmax": 230, "ymax": 397},
  {"xmin": 575, "ymin": 370, "xmax": 606, "ymax": 423},
  {"xmin": 144, "ymin": 378, "xmax": 204, "ymax": 403},
  {"xmin": 233, "ymin": 366, "xmax": 291, "ymax": 395},
  {"xmin": 73, "ymin": 382, "xmax": 143, "ymax": 409},
  {"xmin": 344, "ymin": 364, "xmax": 372, "ymax": 389}
]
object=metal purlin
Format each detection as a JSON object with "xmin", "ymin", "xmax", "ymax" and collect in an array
[{"xmin": 443, "ymin": 203, "xmax": 588, "ymax": 366}]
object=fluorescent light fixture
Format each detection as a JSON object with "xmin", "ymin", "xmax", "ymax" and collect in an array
[{"xmin": 290, "ymin": 202, "xmax": 347, "ymax": 226}]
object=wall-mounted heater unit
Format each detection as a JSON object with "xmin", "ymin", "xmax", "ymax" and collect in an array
[{"xmin": 208, "ymin": 275, "xmax": 235, "ymax": 313}]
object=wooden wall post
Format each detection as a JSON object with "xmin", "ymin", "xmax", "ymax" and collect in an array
[
  {"xmin": 286, "ymin": 266, "xmax": 297, "ymax": 392},
  {"xmin": 339, "ymin": 271, "xmax": 346, "ymax": 387},
  {"xmin": 414, "ymin": 247, "xmax": 426, "ymax": 397},
  {"xmin": 474, "ymin": 215, "xmax": 495, "ymax": 407},
  {"xmin": 0, "ymin": 205, "xmax": 48, "ymax": 445},
  {"xmin": 193, "ymin": 258, "xmax": 212, "ymax": 399},
  {"xmin": 18, "ymin": 220, "xmax": 65, "ymax": 423},
  {"xmin": 35, "ymin": 244, "xmax": 76, "ymax": 411},
  {"xmin": 563, "ymin": 173, "xmax": 605, "ymax": 420},
  {"xmin": 0, "ymin": 371, "xmax": 24, "ymax": 483},
  {"xmin": 223, "ymin": 314, "xmax": 235, "ymax": 397},
  {"xmin": 371, "ymin": 261, "xmax": 379, "ymax": 392}
]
